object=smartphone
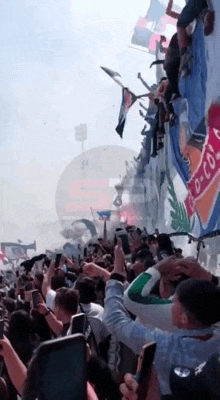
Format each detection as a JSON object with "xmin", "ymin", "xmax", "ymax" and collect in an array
[
  {"xmin": 19, "ymin": 288, "xmax": 25, "ymax": 300},
  {"xmin": 69, "ymin": 313, "xmax": 86, "ymax": 335},
  {"xmin": 0, "ymin": 320, "xmax": 4, "ymax": 339},
  {"xmin": 0, "ymin": 360, "xmax": 4, "ymax": 376},
  {"xmin": 135, "ymin": 342, "xmax": 157, "ymax": 400},
  {"xmin": 116, "ymin": 230, "xmax": 131, "ymax": 256},
  {"xmin": 32, "ymin": 289, "xmax": 40, "ymax": 308},
  {"xmin": 83, "ymin": 247, "xmax": 87, "ymax": 258},
  {"xmin": 36, "ymin": 334, "xmax": 87, "ymax": 400},
  {"xmin": 55, "ymin": 253, "xmax": 62, "ymax": 270}
]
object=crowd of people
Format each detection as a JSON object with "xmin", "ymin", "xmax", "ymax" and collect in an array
[
  {"xmin": 137, "ymin": 0, "xmax": 214, "ymax": 161},
  {"xmin": 0, "ymin": 224, "xmax": 219, "ymax": 399},
  {"xmin": 0, "ymin": 0, "xmax": 218, "ymax": 399}
]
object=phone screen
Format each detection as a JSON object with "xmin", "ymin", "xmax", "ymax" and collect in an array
[
  {"xmin": 118, "ymin": 233, "xmax": 131, "ymax": 255},
  {"xmin": 32, "ymin": 290, "xmax": 39, "ymax": 308},
  {"xmin": 19, "ymin": 289, "xmax": 25, "ymax": 300},
  {"xmin": 136, "ymin": 342, "xmax": 157, "ymax": 400},
  {"xmin": 37, "ymin": 334, "xmax": 87, "ymax": 400},
  {"xmin": 0, "ymin": 320, "xmax": 4, "ymax": 339},
  {"xmin": 55, "ymin": 253, "xmax": 62, "ymax": 270},
  {"xmin": 70, "ymin": 313, "xmax": 86, "ymax": 335}
]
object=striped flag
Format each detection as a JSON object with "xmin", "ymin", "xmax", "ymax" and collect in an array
[{"xmin": 116, "ymin": 88, "xmax": 137, "ymax": 138}]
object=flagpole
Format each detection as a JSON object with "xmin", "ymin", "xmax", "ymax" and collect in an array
[
  {"xmin": 90, "ymin": 207, "xmax": 95, "ymax": 222},
  {"xmin": 110, "ymin": 77, "xmax": 125, "ymax": 89},
  {"xmin": 103, "ymin": 217, "xmax": 107, "ymax": 241},
  {"xmin": 101, "ymin": 66, "xmax": 143, "ymax": 100},
  {"xmin": 127, "ymin": 45, "xmax": 150, "ymax": 54}
]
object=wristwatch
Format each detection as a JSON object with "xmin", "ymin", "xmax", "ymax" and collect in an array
[{"xmin": 43, "ymin": 308, "xmax": 51, "ymax": 316}]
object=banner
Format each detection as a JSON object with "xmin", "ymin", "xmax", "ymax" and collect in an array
[
  {"xmin": 131, "ymin": 0, "xmax": 177, "ymax": 53},
  {"xmin": 184, "ymin": 104, "xmax": 220, "ymax": 229},
  {"xmin": 116, "ymin": 88, "xmax": 137, "ymax": 138},
  {"xmin": 0, "ymin": 241, "xmax": 36, "ymax": 260}
]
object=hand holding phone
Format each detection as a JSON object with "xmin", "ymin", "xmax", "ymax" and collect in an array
[
  {"xmin": 32, "ymin": 290, "xmax": 40, "ymax": 308},
  {"xmin": 115, "ymin": 230, "xmax": 131, "ymax": 256},
  {"xmin": 36, "ymin": 334, "xmax": 87, "ymax": 400},
  {"xmin": 55, "ymin": 254, "xmax": 62, "ymax": 270},
  {"xmin": 69, "ymin": 313, "xmax": 86, "ymax": 335},
  {"xmin": 135, "ymin": 342, "xmax": 157, "ymax": 400}
]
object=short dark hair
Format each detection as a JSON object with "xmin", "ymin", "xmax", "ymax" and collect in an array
[
  {"xmin": 148, "ymin": 235, "xmax": 157, "ymax": 244},
  {"xmin": 176, "ymin": 279, "xmax": 220, "ymax": 326},
  {"xmin": 75, "ymin": 276, "xmax": 96, "ymax": 304},
  {"xmin": 134, "ymin": 249, "xmax": 153, "ymax": 263},
  {"xmin": 51, "ymin": 275, "xmax": 66, "ymax": 291},
  {"xmin": 157, "ymin": 234, "xmax": 174, "ymax": 255},
  {"xmin": 55, "ymin": 287, "xmax": 78, "ymax": 315},
  {"xmin": 3, "ymin": 298, "xmax": 16, "ymax": 314}
]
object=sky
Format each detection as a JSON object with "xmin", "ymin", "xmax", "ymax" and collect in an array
[
  {"xmin": 0, "ymin": 0, "xmax": 157, "ymax": 243},
  {"xmin": 0, "ymin": 0, "xmax": 186, "ymax": 247}
]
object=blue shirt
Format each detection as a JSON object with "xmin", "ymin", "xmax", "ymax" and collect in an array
[{"xmin": 103, "ymin": 279, "xmax": 220, "ymax": 394}]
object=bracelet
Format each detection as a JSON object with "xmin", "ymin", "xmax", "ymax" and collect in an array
[{"xmin": 43, "ymin": 308, "xmax": 51, "ymax": 317}]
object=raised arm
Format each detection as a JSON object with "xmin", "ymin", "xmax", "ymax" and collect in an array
[
  {"xmin": 166, "ymin": 0, "xmax": 179, "ymax": 19},
  {"xmin": 83, "ymin": 262, "xmax": 111, "ymax": 282},
  {"xmin": 35, "ymin": 294, "xmax": 63, "ymax": 336},
  {"xmin": 0, "ymin": 336, "xmax": 27, "ymax": 395},
  {"xmin": 124, "ymin": 266, "xmax": 173, "ymax": 331},
  {"xmin": 137, "ymin": 73, "xmax": 152, "ymax": 92},
  {"xmin": 103, "ymin": 241, "xmax": 164, "ymax": 354},
  {"xmin": 42, "ymin": 261, "xmax": 55, "ymax": 298}
]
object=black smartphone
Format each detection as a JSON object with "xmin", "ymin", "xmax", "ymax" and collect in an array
[
  {"xmin": 19, "ymin": 288, "xmax": 25, "ymax": 300},
  {"xmin": 0, "ymin": 320, "xmax": 4, "ymax": 339},
  {"xmin": 116, "ymin": 231, "xmax": 131, "ymax": 256},
  {"xmin": 135, "ymin": 341, "xmax": 157, "ymax": 400},
  {"xmin": 32, "ymin": 289, "xmax": 40, "ymax": 308},
  {"xmin": 55, "ymin": 253, "xmax": 62, "ymax": 270},
  {"xmin": 83, "ymin": 247, "xmax": 87, "ymax": 258},
  {"xmin": 0, "ymin": 360, "xmax": 4, "ymax": 376},
  {"xmin": 36, "ymin": 334, "xmax": 87, "ymax": 400},
  {"xmin": 69, "ymin": 313, "xmax": 86, "ymax": 335}
]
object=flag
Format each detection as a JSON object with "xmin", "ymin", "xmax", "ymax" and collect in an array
[
  {"xmin": 146, "ymin": 0, "xmax": 166, "ymax": 23},
  {"xmin": 0, "ymin": 241, "xmax": 36, "ymax": 260},
  {"xmin": 96, "ymin": 210, "xmax": 111, "ymax": 220},
  {"xmin": 100, "ymin": 66, "xmax": 124, "ymax": 88},
  {"xmin": 116, "ymin": 88, "xmax": 137, "ymax": 138},
  {"xmin": 100, "ymin": 67, "xmax": 121, "ymax": 79},
  {"xmin": 131, "ymin": 0, "xmax": 177, "ymax": 53}
]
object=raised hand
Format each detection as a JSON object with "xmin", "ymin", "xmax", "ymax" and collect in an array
[
  {"xmin": 175, "ymin": 257, "xmax": 212, "ymax": 281},
  {"xmin": 82, "ymin": 262, "xmax": 110, "ymax": 281},
  {"xmin": 112, "ymin": 238, "xmax": 126, "ymax": 277},
  {"xmin": 120, "ymin": 373, "xmax": 138, "ymax": 400},
  {"xmin": 155, "ymin": 255, "xmax": 179, "ymax": 277}
]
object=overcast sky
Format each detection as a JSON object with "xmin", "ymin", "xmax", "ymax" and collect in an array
[
  {"xmin": 0, "ymin": 0, "xmax": 156, "ymax": 240},
  {"xmin": 0, "ymin": 0, "xmax": 186, "ymax": 244}
]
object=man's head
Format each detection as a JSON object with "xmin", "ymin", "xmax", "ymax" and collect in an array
[
  {"xmin": 131, "ymin": 249, "xmax": 155, "ymax": 277},
  {"xmin": 172, "ymin": 279, "xmax": 220, "ymax": 329},
  {"xmin": 51, "ymin": 275, "xmax": 66, "ymax": 291},
  {"xmin": 75, "ymin": 275, "xmax": 96, "ymax": 304},
  {"xmin": 54, "ymin": 287, "xmax": 78, "ymax": 323}
]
